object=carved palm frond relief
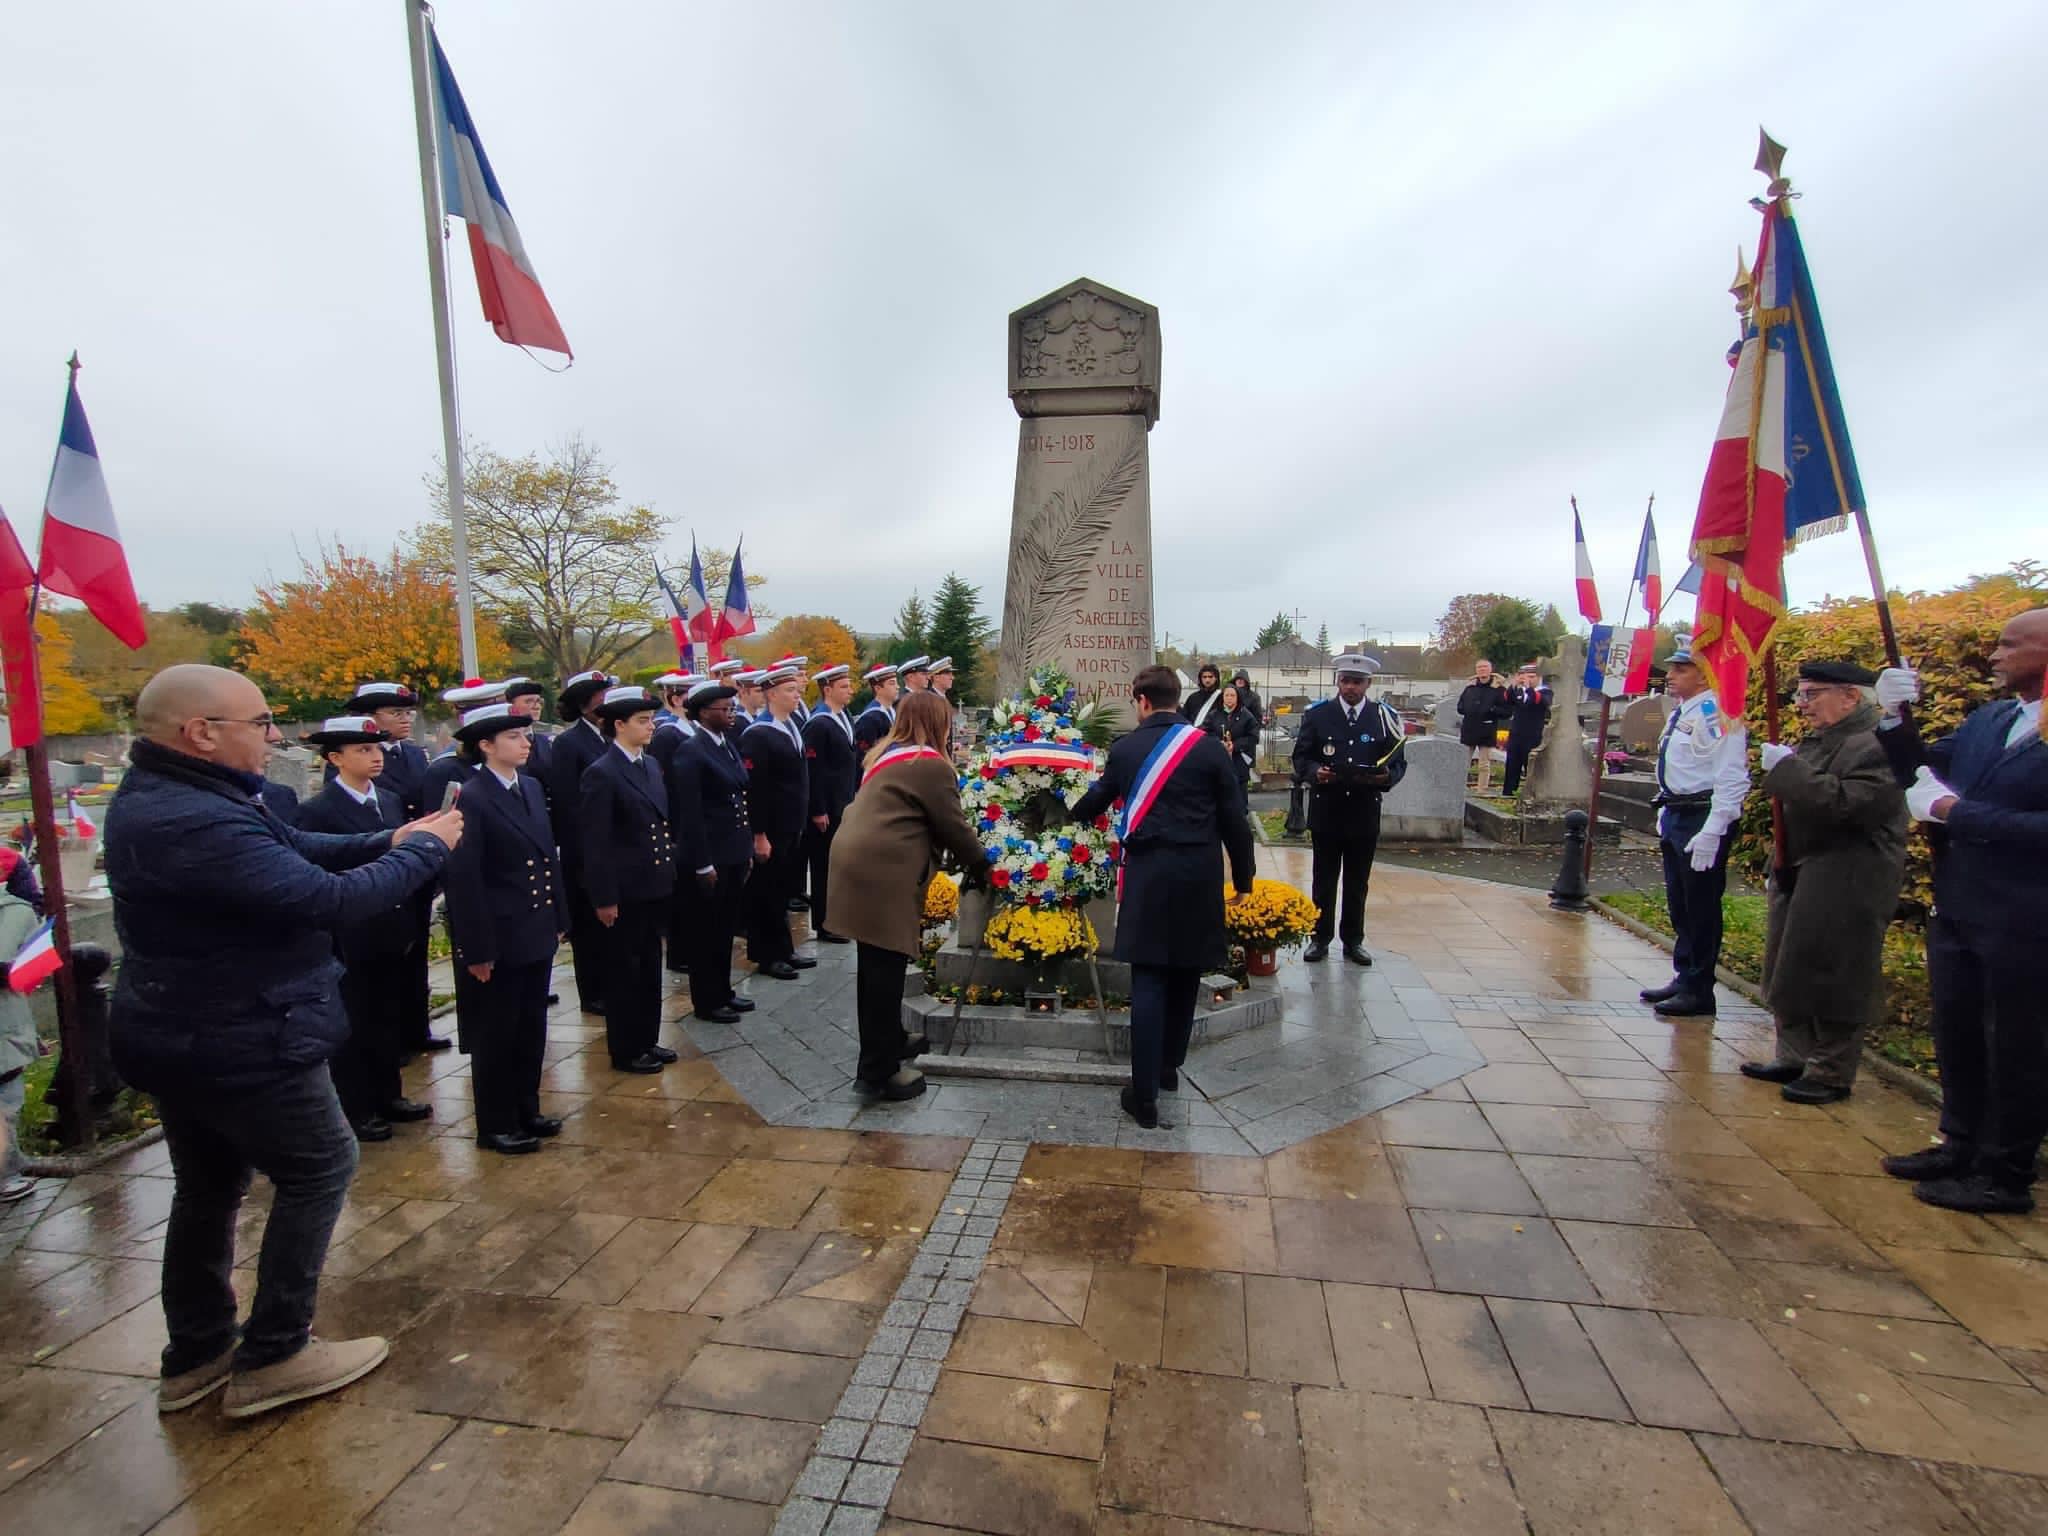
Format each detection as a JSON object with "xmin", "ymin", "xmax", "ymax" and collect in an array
[{"xmin": 1003, "ymin": 428, "xmax": 1144, "ymax": 672}]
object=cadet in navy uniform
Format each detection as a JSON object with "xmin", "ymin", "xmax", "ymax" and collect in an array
[
  {"xmin": 546, "ymin": 669, "xmax": 616, "ymax": 1016},
  {"xmin": 731, "ymin": 670, "xmax": 767, "ymax": 727},
  {"xmin": 776, "ymin": 655, "xmax": 814, "ymax": 911},
  {"xmin": 1292, "ymin": 654, "xmax": 1408, "ymax": 966},
  {"xmin": 649, "ymin": 672, "xmax": 702, "ymax": 776},
  {"xmin": 577, "ymin": 686, "xmax": 677, "ymax": 1073},
  {"xmin": 296, "ymin": 718, "xmax": 435, "ymax": 1140},
  {"xmin": 1072, "ymin": 666, "xmax": 1254, "ymax": 1128},
  {"xmin": 670, "ymin": 683, "xmax": 755, "ymax": 1021},
  {"xmin": 802, "ymin": 664, "xmax": 859, "ymax": 944},
  {"xmin": 1871, "ymin": 612, "xmax": 2048, "ymax": 1213},
  {"xmin": 441, "ymin": 703, "xmax": 569, "ymax": 1155},
  {"xmin": 502, "ymin": 677, "xmax": 553, "ymax": 793},
  {"xmin": 423, "ymin": 679, "xmax": 503, "ymax": 811},
  {"xmin": 1500, "ymin": 665, "xmax": 1553, "ymax": 797},
  {"xmin": 853, "ymin": 663, "xmax": 901, "ymax": 753},
  {"xmin": 739, "ymin": 665, "xmax": 814, "ymax": 979},
  {"xmin": 329, "ymin": 683, "xmax": 429, "ymax": 815}
]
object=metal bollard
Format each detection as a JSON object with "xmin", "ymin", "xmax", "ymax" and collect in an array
[
  {"xmin": 51, "ymin": 942, "xmax": 121, "ymax": 1148},
  {"xmin": 1548, "ymin": 810, "xmax": 1592, "ymax": 912}
]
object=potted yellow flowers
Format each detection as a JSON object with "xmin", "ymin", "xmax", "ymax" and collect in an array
[{"xmin": 1224, "ymin": 878, "xmax": 1320, "ymax": 976}]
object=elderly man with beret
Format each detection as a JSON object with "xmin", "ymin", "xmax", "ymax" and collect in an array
[{"xmin": 1741, "ymin": 660, "xmax": 1908, "ymax": 1104}]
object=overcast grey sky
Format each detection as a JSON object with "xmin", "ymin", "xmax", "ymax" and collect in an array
[{"xmin": 4, "ymin": 1, "xmax": 2043, "ymax": 653}]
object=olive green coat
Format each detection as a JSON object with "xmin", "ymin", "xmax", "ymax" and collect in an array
[
  {"xmin": 1759, "ymin": 701, "xmax": 1908, "ymax": 1024},
  {"xmin": 826, "ymin": 755, "xmax": 983, "ymax": 958}
]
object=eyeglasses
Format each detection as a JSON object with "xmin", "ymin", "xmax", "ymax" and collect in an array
[
  {"xmin": 1792, "ymin": 687, "xmax": 1846, "ymax": 702},
  {"xmin": 204, "ymin": 713, "xmax": 278, "ymax": 730}
]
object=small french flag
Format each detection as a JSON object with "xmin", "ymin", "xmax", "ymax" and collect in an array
[
  {"xmin": 1573, "ymin": 505, "xmax": 1602, "ymax": 624},
  {"xmin": 1633, "ymin": 505, "xmax": 1663, "ymax": 618},
  {"xmin": 9, "ymin": 919, "xmax": 61, "ymax": 994}
]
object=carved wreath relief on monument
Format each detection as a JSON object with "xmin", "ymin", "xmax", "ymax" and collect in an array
[
  {"xmin": 1002, "ymin": 422, "xmax": 1146, "ymax": 674},
  {"xmin": 1016, "ymin": 289, "xmax": 1148, "ymax": 382}
]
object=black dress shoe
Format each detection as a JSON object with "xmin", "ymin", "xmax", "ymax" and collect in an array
[
  {"xmin": 611, "ymin": 1052, "xmax": 665, "ymax": 1075},
  {"xmin": 1882, "ymin": 1144, "xmax": 1972, "ymax": 1182},
  {"xmin": 353, "ymin": 1117, "xmax": 394, "ymax": 1143},
  {"xmin": 1913, "ymin": 1173, "xmax": 2035, "ymax": 1215},
  {"xmin": 1303, "ymin": 939, "xmax": 1330, "ymax": 963},
  {"xmin": 858, "ymin": 1069, "xmax": 928, "ymax": 1101},
  {"xmin": 899, "ymin": 1034, "xmax": 930, "ymax": 1060},
  {"xmin": 580, "ymin": 1002, "xmax": 606, "ymax": 1017},
  {"xmin": 477, "ymin": 1132, "xmax": 541, "ymax": 1155},
  {"xmin": 787, "ymin": 896, "xmax": 810, "ymax": 912},
  {"xmin": 523, "ymin": 1116, "xmax": 564, "ymax": 1139},
  {"xmin": 1639, "ymin": 982, "xmax": 1683, "ymax": 1003},
  {"xmin": 381, "ymin": 1098, "xmax": 433, "ymax": 1123},
  {"xmin": 1160, "ymin": 1068, "xmax": 1180, "ymax": 1093},
  {"xmin": 1781, "ymin": 1077, "xmax": 1850, "ymax": 1105},
  {"xmin": 728, "ymin": 997, "xmax": 756, "ymax": 1013},
  {"xmin": 416, "ymin": 1034, "xmax": 454, "ymax": 1052},
  {"xmin": 696, "ymin": 1005, "xmax": 742, "ymax": 1024},
  {"xmin": 1342, "ymin": 944, "xmax": 1373, "ymax": 967},
  {"xmin": 1653, "ymin": 994, "xmax": 1716, "ymax": 1018},
  {"xmin": 817, "ymin": 930, "xmax": 851, "ymax": 944},
  {"xmin": 1739, "ymin": 1061, "xmax": 1804, "ymax": 1084},
  {"xmin": 649, "ymin": 1045, "xmax": 679, "ymax": 1064},
  {"xmin": 547, "ymin": 992, "xmax": 560, "ymax": 1005},
  {"xmin": 1119, "ymin": 1088, "xmax": 1164, "ymax": 1130},
  {"xmin": 758, "ymin": 961, "xmax": 800, "ymax": 981},
  {"xmin": 787, "ymin": 955, "xmax": 818, "ymax": 970}
]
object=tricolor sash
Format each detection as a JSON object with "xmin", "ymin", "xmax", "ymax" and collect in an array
[
  {"xmin": 1113, "ymin": 722, "xmax": 1204, "ymax": 896},
  {"xmin": 861, "ymin": 743, "xmax": 944, "ymax": 787}
]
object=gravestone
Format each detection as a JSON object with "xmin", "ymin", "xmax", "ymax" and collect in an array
[
  {"xmin": 996, "ymin": 279, "xmax": 1160, "ymax": 720},
  {"xmin": 1520, "ymin": 634, "xmax": 1593, "ymax": 804},
  {"xmin": 1380, "ymin": 736, "xmax": 1466, "ymax": 842},
  {"xmin": 1432, "ymin": 695, "xmax": 1463, "ymax": 739},
  {"xmin": 1620, "ymin": 694, "xmax": 1669, "ymax": 752}
]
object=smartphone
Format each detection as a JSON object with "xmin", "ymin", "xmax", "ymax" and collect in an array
[{"xmin": 440, "ymin": 782, "xmax": 462, "ymax": 812}]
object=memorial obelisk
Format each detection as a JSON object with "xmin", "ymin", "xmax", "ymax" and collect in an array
[{"xmin": 996, "ymin": 280, "xmax": 1159, "ymax": 719}]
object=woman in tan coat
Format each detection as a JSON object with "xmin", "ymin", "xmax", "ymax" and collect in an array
[{"xmin": 827, "ymin": 692, "xmax": 984, "ymax": 1099}]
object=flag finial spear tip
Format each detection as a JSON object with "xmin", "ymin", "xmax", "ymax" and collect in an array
[
  {"xmin": 65, "ymin": 351, "xmax": 80, "ymax": 380},
  {"xmin": 1754, "ymin": 129, "xmax": 1791, "ymax": 197}
]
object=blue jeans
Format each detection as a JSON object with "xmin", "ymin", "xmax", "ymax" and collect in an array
[
  {"xmin": 1658, "ymin": 806, "xmax": 1728, "ymax": 1000},
  {"xmin": 157, "ymin": 1063, "xmax": 359, "ymax": 1374}
]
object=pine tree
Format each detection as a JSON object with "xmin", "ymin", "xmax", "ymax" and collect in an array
[
  {"xmin": 924, "ymin": 573, "xmax": 992, "ymax": 703},
  {"xmin": 1253, "ymin": 612, "xmax": 1298, "ymax": 651},
  {"xmin": 889, "ymin": 593, "xmax": 928, "ymax": 665},
  {"xmin": 1315, "ymin": 622, "xmax": 1330, "ymax": 658}
]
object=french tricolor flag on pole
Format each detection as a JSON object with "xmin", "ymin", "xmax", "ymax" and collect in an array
[
  {"xmin": 1572, "ymin": 502, "xmax": 1602, "ymax": 624},
  {"xmin": 429, "ymin": 29, "xmax": 571, "ymax": 357},
  {"xmin": 684, "ymin": 540, "xmax": 716, "ymax": 663},
  {"xmin": 1633, "ymin": 503, "xmax": 1663, "ymax": 618},
  {"xmin": 9, "ymin": 918, "xmax": 62, "ymax": 994},
  {"xmin": 714, "ymin": 542, "xmax": 756, "ymax": 655},
  {"xmin": 38, "ymin": 368, "xmax": 146, "ymax": 651}
]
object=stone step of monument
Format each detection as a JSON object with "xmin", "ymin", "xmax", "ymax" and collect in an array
[{"xmin": 915, "ymin": 1054, "xmax": 1126, "ymax": 1086}]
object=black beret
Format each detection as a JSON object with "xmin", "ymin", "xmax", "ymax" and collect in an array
[{"xmin": 1797, "ymin": 659, "xmax": 1878, "ymax": 686}]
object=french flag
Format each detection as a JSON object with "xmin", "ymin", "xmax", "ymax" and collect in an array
[
  {"xmin": 715, "ymin": 542, "xmax": 756, "ymax": 651},
  {"xmin": 430, "ymin": 29, "xmax": 571, "ymax": 357},
  {"xmin": 0, "ymin": 512, "xmax": 39, "ymax": 749},
  {"xmin": 1573, "ymin": 507, "xmax": 1602, "ymax": 623},
  {"xmin": 9, "ymin": 918, "xmax": 61, "ymax": 994},
  {"xmin": 684, "ymin": 541, "xmax": 716, "ymax": 658},
  {"xmin": 654, "ymin": 565, "xmax": 691, "ymax": 664},
  {"xmin": 1633, "ymin": 506, "xmax": 1662, "ymax": 618},
  {"xmin": 38, "ymin": 375, "xmax": 146, "ymax": 651}
]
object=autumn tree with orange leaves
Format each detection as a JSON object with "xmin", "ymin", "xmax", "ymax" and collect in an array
[{"xmin": 239, "ymin": 544, "xmax": 509, "ymax": 719}]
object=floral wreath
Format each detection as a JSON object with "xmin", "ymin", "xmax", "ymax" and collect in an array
[{"xmin": 957, "ymin": 666, "xmax": 1117, "ymax": 909}]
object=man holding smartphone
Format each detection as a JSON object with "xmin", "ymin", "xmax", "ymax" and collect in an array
[{"xmin": 1293, "ymin": 654, "xmax": 1407, "ymax": 966}]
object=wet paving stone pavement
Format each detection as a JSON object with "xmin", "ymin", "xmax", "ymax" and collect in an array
[{"xmin": 4, "ymin": 852, "xmax": 2046, "ymax": 1534}]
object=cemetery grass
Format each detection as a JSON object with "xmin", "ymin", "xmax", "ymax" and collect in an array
[
  {"xmin": 16, "ymin": 1047, "xmax": 161, "ymax": 1158},
  {"xmin": 1602, "ymin": 887, "xmax": 1936, "ymax": 1078}
]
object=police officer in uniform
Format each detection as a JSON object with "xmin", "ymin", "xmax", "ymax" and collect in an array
[
  {"xmin": 577, "ymin": 686, "xmax": 677, "ymax": 1073},
  {"xmin": 546, "ymin": 669, "xmax": 616, "ymax": 1016},
  {"xmin": 740, "ymin": 665, "xmax": 814, "ymax": 979},
  {"xmin": 1292, "ymin": 655, "xmax": 1408, "ymax": 966},
  {"xmin": 669, "ymin": 681, "xmax": 754, "ymax": 1022},
  {"xmin": 297, "ymin": 717, "xmax": 436, "ymax": 1139},
  {"xmin": 801, "ymin": 664, "xmax": 859, "ymax": 943},
  {"xmin": 441, "ymin": 702, "xmax": 569, "ymax": 1154},
  {"xmin": 853, "ymin": 663, "xmax": 900, "ymax": 753}
]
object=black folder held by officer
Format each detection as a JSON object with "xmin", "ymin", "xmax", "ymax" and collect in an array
[
  {"xmin": 576, "ymin": 686, "xmax": 679, "ymax": 1074},
  {"xmin": 1291, "ymin": 653, "xmax": 1408, "ymax": 966},
  {"xmin": 668, "ymin": 681, "xmax": 757, "ymax": 1025}
]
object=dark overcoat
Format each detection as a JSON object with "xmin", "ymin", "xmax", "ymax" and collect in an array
[
  {"xmin": 827, "ymin": 753, "xmax": 983, "ymax": 957},
  {"xmin": 1456, "ymin": 681, "xmax": 1508, "ymax": 748},
  {"xmin": 1759, "ymin": 701, "xmax": 1908, "ymax": 1023}
]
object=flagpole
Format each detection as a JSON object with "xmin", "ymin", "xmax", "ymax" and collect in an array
[
  {"xmin": 405, "ymin": 0, "xmax": 479, "ymax": 679},
  {"xmin": 1583, "ymin": 509, "xmax": 1641, "ymax": 880}
]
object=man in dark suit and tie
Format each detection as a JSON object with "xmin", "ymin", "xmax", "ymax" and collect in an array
[
  {"xmin": 801, "ymin": 664, "xmax": 859, "ymax": 944},
  {"xmin": 1873, "ymin": 609, "xmax": 2048, "ymax": 1214}
]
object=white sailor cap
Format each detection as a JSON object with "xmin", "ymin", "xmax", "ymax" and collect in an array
[
  {"xmin": 347, "ymin": 681, "xmax": 418, "ymax": 710},
  {"xmin": 812, "ymin": 663, "xmax": 850, "ymax": 685},
  {"xmin": 454, "ymin": 702, "xmax": 530, "ymax": 742},
  {"xmin": 303, "ymin": 715, "xmax": 390, "ymax": 747},
  {"xmin": 595, "ymin": 685, "xmax": 659, "ymax": 719},
  {"xmin": 1331, "ymin": 653, "xmax": 1382, "ymax": 677},
  {"xmin": 774, "ymin": 654, "xmax": 810, "ymax": 670},
  {"xmin": 709, "ymin": 659, "xmax": 746, "ymax": 677},
  {"xmin": 441, "ymin": 677, "xmax": 508, "ymax": 707},
  {"xmin": 757, "ymin": 665, "xmax": 800, "ymax": 687},
  {"xmin": 863, "ymin": 662, "xmax": 899, "ymax": 685},
  {"xmin": 653, "ymin": 671, "xmax": 703, "ymax": 693},
  {"xmin": 897, "ymin": 654, "xmax": 932, "ymax": 674},
  {"xmin": 734, "ymin": 668, "xmax": 767, "ymax": 686},
  {"xmin": 929, "ymin": 656, "xmax": 955, "ymax": 675}
]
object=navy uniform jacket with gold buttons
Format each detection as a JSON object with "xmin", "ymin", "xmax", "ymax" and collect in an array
[
  {"xmin": 669, "ymin": 729, "xmax": 752, "ymax": 871},
  {"xmin": 1291, "ymin": 697, "xmax": 1409, "ymax": 838},
  {"xmin": 577, "ymin": 746, "xmax": 677, "ymax": 906},
  {"xmin": 442, "ymin": 769, "xmax": 568, "ymax": 969},
  {"xmin": 295, "ymin": 780, "xmax": 425, "ymax": 957}
]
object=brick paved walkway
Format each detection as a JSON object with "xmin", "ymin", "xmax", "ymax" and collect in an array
[{"xmin": 4, "ymin": 856, "xmax": 2045, "ymax": 1534}]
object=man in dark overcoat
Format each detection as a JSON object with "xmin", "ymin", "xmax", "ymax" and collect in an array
[
  {"xmin": 1456, "ymin": 661, "xmax": 1509, "ymax": 793},
  {"xmin": 1292, "ymin": 654, "xmax": 1408, "ymax": 966},
  {"xmin": 1073, "ymin": 665, "xmax": 1255, "ymax": 1129},
  {"xmin": 1743, "ymin": 661, "xmax": 1907, "ymax": 1105}
]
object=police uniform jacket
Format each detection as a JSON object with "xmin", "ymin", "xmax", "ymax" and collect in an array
[
  {"xmin": 442, "ymin": 768, "xmax": 568, "ymax": 970},
  {"xmin": 1505, "ymin": 684, "xmax": 1553, "ymax": 750},
  {"xmin": 804, "ymin": 708, "xmax": 860, "ymax": 823},
  {"xmin": 326, "ymin": 739, "xmax": 429, "ymax": 818},
  {"xmin": 1292, "ymin": 697, "xmax": 1409, "ymax": 837},
  {"xmin": 547, "ymin": 720, "xmax": 609, "ymax": 863},
  {"xmin": 852, "ymin": 702, "xmax": 895, "ymax": 754},
  {"xmin": 295, "ymin": 780, "xmax": 427, "ymax": 957},
  {"xmin": 669, "ymin": 729, "xmax": 752, "ymax": 871},
  {"xmin": 1072, "ymin": 714, "xmax": 1255, "ymax": 970},
  {"xmin": 576, "ymin": 745, "xmax": 677, "ymax": 907},
  {"xmin": 741, "ymin": 715, "xmax": 811, "ymax": 852}
]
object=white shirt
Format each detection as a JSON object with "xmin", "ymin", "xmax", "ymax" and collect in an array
[
  {"xmin": 613, "ymin": 742, "xmax": 644, "ymax": 765},
  {"xmin": 488, "ymin": 765, "xmax": 519, "ymax": 792},
  {"xmin": 2008, "ymin": 698, "xmax": 2042, "ymax": 749},
  {"xmin": 336, "ymin": 777, "xmax": 380, "ymax": 809},
  {"xmin": 1655, "ymin": 693, "xmax": 1751, "ymax": 836}
]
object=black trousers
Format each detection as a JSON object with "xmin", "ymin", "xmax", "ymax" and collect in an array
[
  {"xmin": 1658, "ymin": 806, "xmax": 1728, "ymax": 999},
  {"xmin": 1503, "ymin": 741, "xmax": 1534, "ymax": 795},
  {"xmin": 855, "ymin": 943, "xmax": 913, "ymax": 1085},
  {"xmin": 1129, "ymin": 964, "xmax": 1200, "ymax": 1104},
  {"xmin": 805, "ymin": 817, "xmax": 840, "ymax": 934},
  {"xmin": 563, "ymin": 867, "xmax": 607, "ymax": 1013},
  {"xmin": 399, "ymin": 907, "xmax": 434, "ymax": 1048},
  {"xmin": 469, "ymin": 958, "xmax": 551, "ymax": 1138},
  {"xmin": 746, "ymin": 841, "xmax": 799, "ymax": 964},
  {"xmin": 1928, "ymin": 914, "xmax": 2043, "ymax": 1188},
  {"xmin": 1310, "ymin": 802, "xmax": 1382, "ymax": 946},
  {"xmin": 600, "ymin": 897, "xmax": 666, "ymax": 1065},
  {"xmin": 683, "ymin": 863, "xmax": 749, "ymax": 1013},
  {"xmin": 332, "ymin": 947, "xmax": 411, "ymax": 1125}
]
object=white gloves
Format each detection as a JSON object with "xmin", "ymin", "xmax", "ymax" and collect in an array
[
  {"xmin": 1759, "ymin": 742, "xmax": 1794, "ymax": 772},
  {"xmin": 1875, "ymin": 667, "xmax": 1920, "ymax": 719},
  {"xmin": 1905, "ymin": 766, "xmax": 1957, "ymax": 822},
  {"xmin": 1684, "ymin": 830, "xmax": 1722, "ymax": 872}
]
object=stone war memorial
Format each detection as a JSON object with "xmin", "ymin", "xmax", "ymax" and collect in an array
[{"xmin": 996, "ymin": 278, "xmax": 1159, "ymax": 720}]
